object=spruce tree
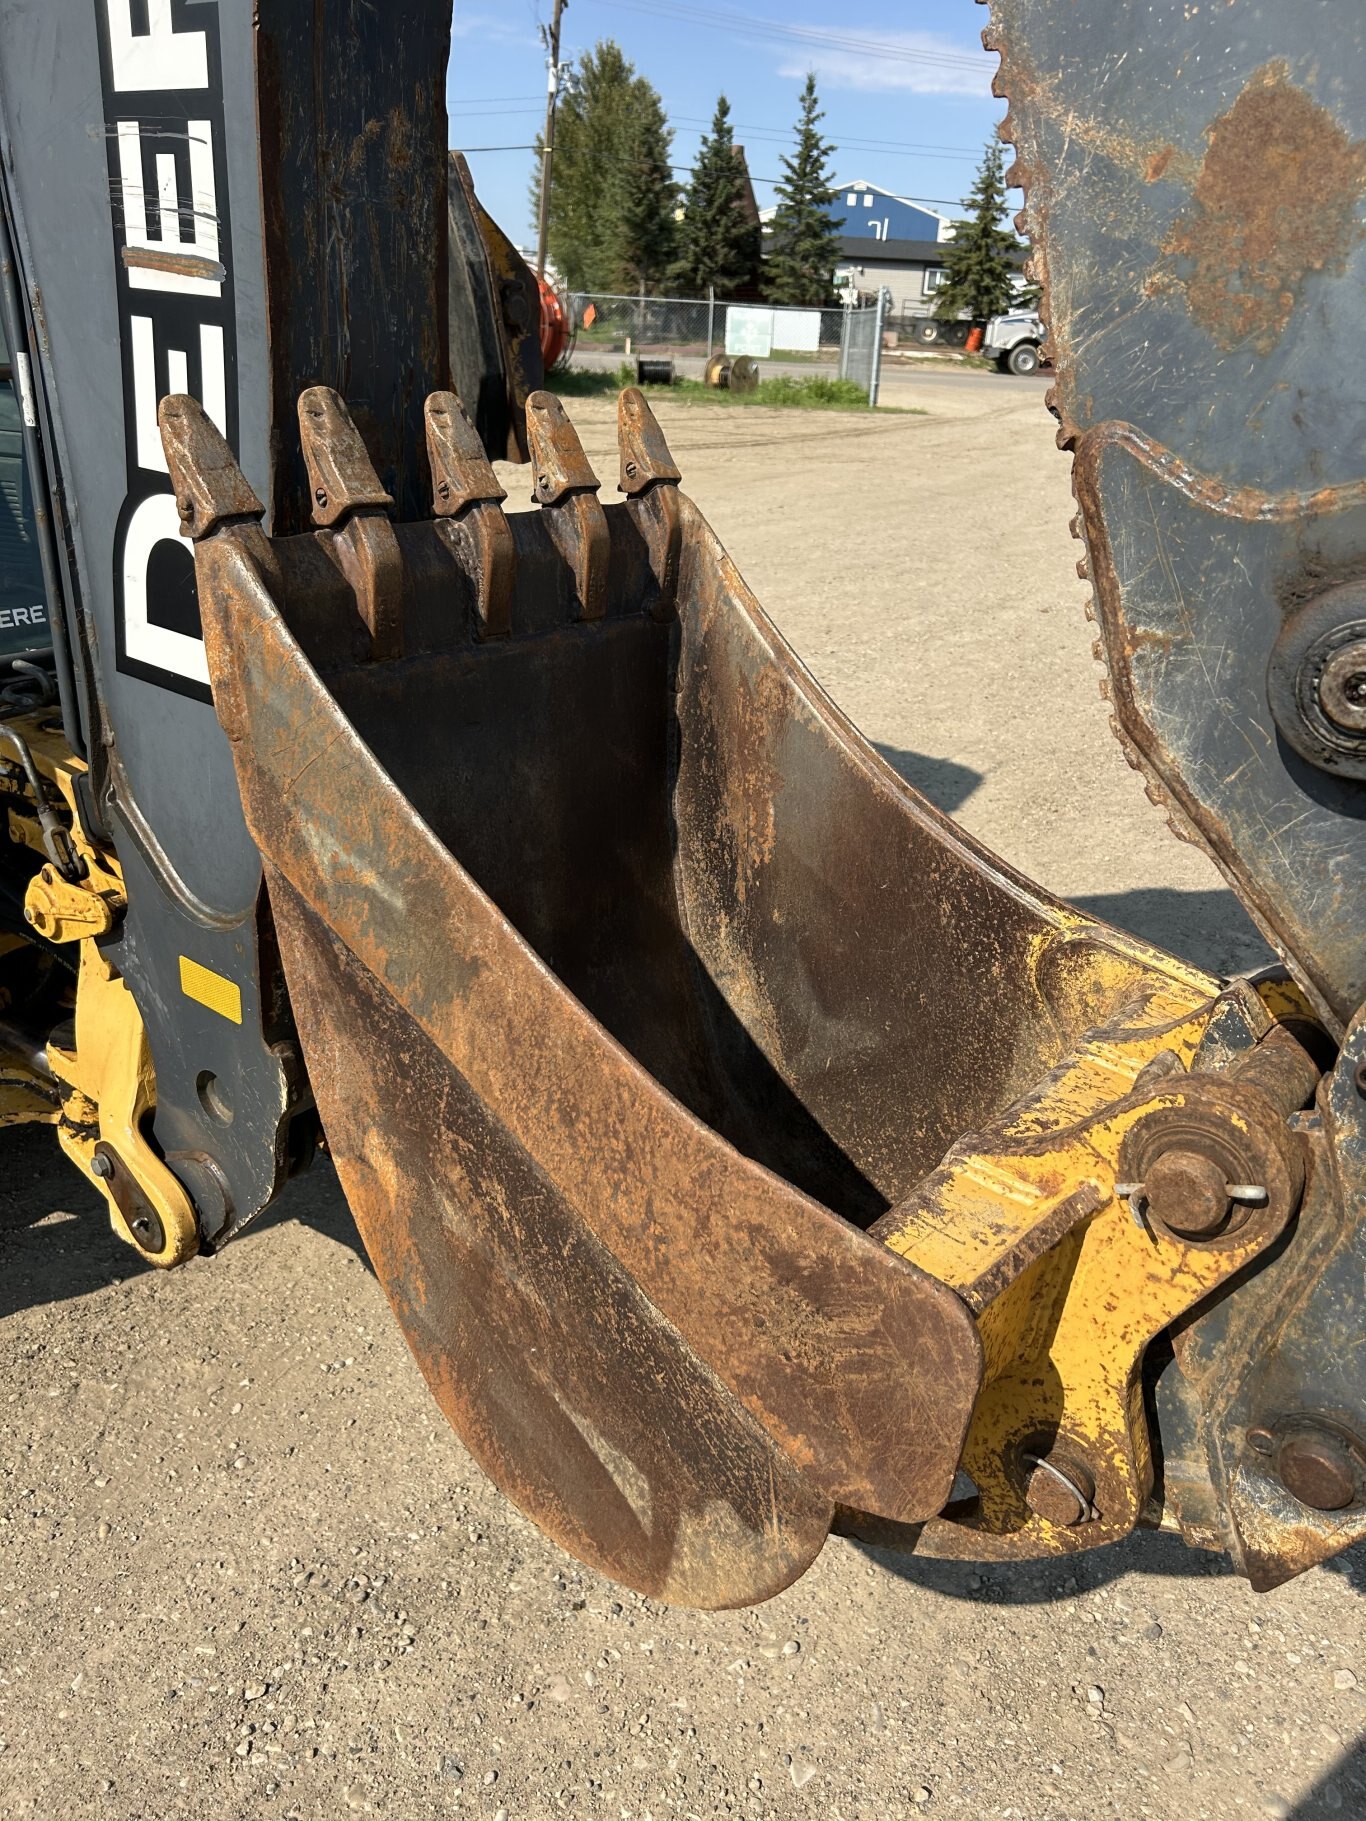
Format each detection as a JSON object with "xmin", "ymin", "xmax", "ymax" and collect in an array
[
  {"xmin": 616, "ymin": 88, "xmax": 678, "ymax": 294},
  {"xmin": 765, "ymin": 74, "xmax": 840, "ymax": 307},
  {"xmin": 933, "ymin": 140, "xmax": 1024, "ymax": 323},
  {"xmin": 534, "ymin": 42, "xmax": 673, "ymax": 294},
  {"xmin": 672, "ymin": 96, "xmax": 761, "ymax": 298}
]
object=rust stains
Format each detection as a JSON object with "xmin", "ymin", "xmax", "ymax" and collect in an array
[
  {"xmin": 1144, "ymin": 145, "xmax": 1175, "ymax": 184},
  {"xmin": 1153, "ymin": 63, "xmax": 1366, "ymax": 353}
]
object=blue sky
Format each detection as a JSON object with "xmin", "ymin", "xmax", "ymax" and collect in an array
[{"xmin": 448, "ymin": 0, "xmax": 1012, "ymax": 249}]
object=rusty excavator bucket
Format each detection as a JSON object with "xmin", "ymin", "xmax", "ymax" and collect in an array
[{"xmin": 159, "ymin": 385, "xmax": 1318, "ymax": 1608}]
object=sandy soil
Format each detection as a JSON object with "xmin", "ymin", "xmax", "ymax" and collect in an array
[{"xmin": 1, "ymin": 372, "xmax": 1356, "ymax": 1821}]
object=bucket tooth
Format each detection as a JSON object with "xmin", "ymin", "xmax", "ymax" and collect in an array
[
  {"xmin": 617, "ymin": 386, "xmax": 681, "ymax": 495},
  {"xmin": 525, "ymin": 389, "xmax": 610, "ymax": 621},
  {"xmin": 297, "ymin": 386, "xmax": 394, "ymax": 527},
  {"xmin": 158, "ymin": 394, "xmax": 283, "ymax": 655},
  {"xmin": 158, "ymin": 394, "xmax": 265, "ymax": 541},
  {"xmin": 297, "ymin": 387, "xmax": 403, "ymax": 662},
  {"xmin": 617, "ymin": 387, "xmax": 682, "ymax": 621},
  {"xmin": 424, "ymin": 390, "xmax": 514, "ymax": 639}
]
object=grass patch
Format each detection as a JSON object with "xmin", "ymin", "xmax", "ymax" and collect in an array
[
  {"xmin": 547, "ymin": 365, "xmax": 639, "ymax": 397},
  {"xmin": 751, "ymin": 373, "xmax": 870, "ymax": 409},
  {"xmin": 548, "ymin": 363, "xmax": 914, "ymax": 412}
]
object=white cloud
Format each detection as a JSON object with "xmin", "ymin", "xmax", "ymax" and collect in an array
[
  {"xmin": 451, "ymin": 9, "xmax": 530, "ymax": 45},
  {"xmin": 775, "ymin": 30, "xmax": 996, "ymax": 97}
]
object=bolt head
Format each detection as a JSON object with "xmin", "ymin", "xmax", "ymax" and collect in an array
[
  {"xmin": 1318, "ymin": 640, "xmax": 1366, "ymax": 733},
  {"xmin": 1144, "ymin": 1148, "xmax": 1232, "ymax": 1238},
  {"xmin": 90, "ymin": 1152, "xmax": 114, "ymax": 1180},
  {"xmin": 1273, "ymin": 1424, "xmax": 1361, "ymax": 1512}
]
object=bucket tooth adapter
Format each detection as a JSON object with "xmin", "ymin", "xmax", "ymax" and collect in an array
[{"xmin": 161, "ymin": 385, "xmax": 1325, "ymax": 1605}]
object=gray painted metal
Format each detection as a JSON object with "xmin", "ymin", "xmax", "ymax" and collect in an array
[
  {"xmin": 991, "ymin": 0, "xmax": 1366, "ymax": 1583},
  {"xmin": 0, "ymin": 0, "xmax": 291, "ymax": 1232},
  {"xmin": 989, "ymin": 0, "xmax": 1366, "ymax": 1030}
]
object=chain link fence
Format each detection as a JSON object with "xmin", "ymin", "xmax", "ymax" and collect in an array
[{"xmin": 566, "ymin": 292, "xmax": 886, "ymax": 405}]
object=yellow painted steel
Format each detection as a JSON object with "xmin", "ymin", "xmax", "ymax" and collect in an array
[
  {"xmin": 881, "ymin": 975, "xmax": 1215, "ymax": 1308},
  {"xmin": 23, "ymin": 860, "xmax": 123, "ymax": 944},
  {"xmin": 46, "ymin": 943, "xmax": 199, "ymax": 1267},
  {"xmin": 881, "ymin": 959, "xmax": 1298, "ymax": 1559},
  {"xmin": 3, "ymin": 713, "xmax": 197, "ymax": 1266}
]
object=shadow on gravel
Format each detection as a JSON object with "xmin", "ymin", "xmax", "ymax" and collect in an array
[
  {"xmin": 0, "ymin": 1120, "xmax": 141, "ymax": 1319},
  {"xmin": 243, "ymin": 1156, "xmax": 373, "ymax": 1273},
  {"xmin": 847, "ymin": 1525, "xmax": 1237, "ymax": 1605},
  {"xmin": 854, "ymin": 1523, "xmax": 1366, "ymax": 1602},
  {"xmin": 1325, "ymin": 1546, "xmax": 1366, "ymax": 1597},
  {"xmin": 1072, "ymin": 886, "xmax": 1275, "ymax": 979},
  {"xmin": 0, "ymin": 1121, "xmax": 372, "ymax": 1322},
  {"xmin": 1291, "ymin": 1735, "xmax": 1366, "ymax": 1818},
  {"xmin": 873, "ymin": 743, "xmax": 983, "ymax": 815}
]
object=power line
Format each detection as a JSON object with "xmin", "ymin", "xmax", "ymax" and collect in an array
[
  {"xmin": 448, "ymin": 94, "xmax": 545, "ymax": 107},
  {"xmin": 448, "ymin": 102, "xmax": 543, "ymax": 117},
  {"xmin": 672, "ymin": 116, "xmax": 982, "ymax": 156},
  {"xmin": 451, "ymin": 100, "xmax": 998, "ymax": 161},
  {"xmin": 453, "ymin": 143, "xmax": 968, "ymax": 206},
  {"xmin": 448, "ymin": 100, "xmax": 982, "ymax": 156},
  {"xmin": 583, "ymin": 0, "xmax": 995, "ymax": 73},
  {"xmin": 450, "ymin": 106, "xmax": 986, "ymax": 163}
]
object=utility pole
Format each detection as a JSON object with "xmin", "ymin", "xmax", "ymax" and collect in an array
[{"xmin": 534, "ymin": 0, "xmax": 566, "ymax": 279}]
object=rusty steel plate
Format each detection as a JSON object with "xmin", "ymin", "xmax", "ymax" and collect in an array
[{"xmin": 988, "ymin": 0, "xmax": 1366, "ymax": 1030}]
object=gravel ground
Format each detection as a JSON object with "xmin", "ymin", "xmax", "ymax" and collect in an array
[{"xmin": 1, "ymin": 371, "xmax": 1357, "ymax": 1821}]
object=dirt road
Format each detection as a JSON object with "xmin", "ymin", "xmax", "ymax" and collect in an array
[{"xmin": 1, "ymin": 376, "xmax": 1357, "ymax": 1821}]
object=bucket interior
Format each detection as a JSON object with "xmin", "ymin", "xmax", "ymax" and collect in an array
[{"xmin": 280, "ymin": 504, "xmax": 1156, "ymax": 1227}]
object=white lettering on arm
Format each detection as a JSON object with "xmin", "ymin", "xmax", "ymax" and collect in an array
[
  {"xmin": 117, "ymin": 120, "xmax": 222, "ymax": 298},
  {"xmin": 106, "ymin": 0, "xmax": 208, "ymax": 94},
  {"xmin": 122, "ymin": 493, "xmax": 210, "ymax": 685}
]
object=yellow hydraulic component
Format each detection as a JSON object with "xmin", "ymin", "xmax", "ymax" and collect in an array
[
  {"xmin": 24, "ymin": 860, "xmax": 123, "ymax": 943},
  {"xmin": 875, "ymin": 970, "xmax": 1303, "ymax": 1558},
  {"xmin": 0, "ymin": 1074, "xmax": 58, "ymax": 1126},
  {"xmin": 46, "ymin": 943, "xmax": 199, "ymax": 1268},
  {"xmin": 3, "ymin": 711, "xmax": 196, "ymax": 1266}
]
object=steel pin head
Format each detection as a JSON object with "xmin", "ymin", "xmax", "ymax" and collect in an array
[{"xmin": 1023, "ymin": 1451, "xmax": 1097, "ymax": 1526}]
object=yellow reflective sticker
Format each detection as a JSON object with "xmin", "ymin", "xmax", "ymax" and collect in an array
[{"xmin": 179, "ymin": 955, "xmax": 243, "ymax": 1024}]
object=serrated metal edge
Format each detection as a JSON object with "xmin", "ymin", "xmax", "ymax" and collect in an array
[{"xmin": 979, "ymin": 0, "xmax": 1203, "ymax": 850}]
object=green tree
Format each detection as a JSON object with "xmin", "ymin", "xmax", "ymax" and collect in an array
[
  {"xmin": 672, "ymin": 96, "xmax": 761, "ymax": 298},
  {"xmin": 933, "ymin": 140, "xmax": 1024, "ymax": 322},
  {"xmin": 533, "ymin": 41, "xmax": 674, "ymax": 293},
  {"xmin": 765, "ymin": 74, "xmax": 840, "ymax": 307},
  {"xmin": 616, "ymin": 86, "xmax": 678, "ymax": 293}
]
